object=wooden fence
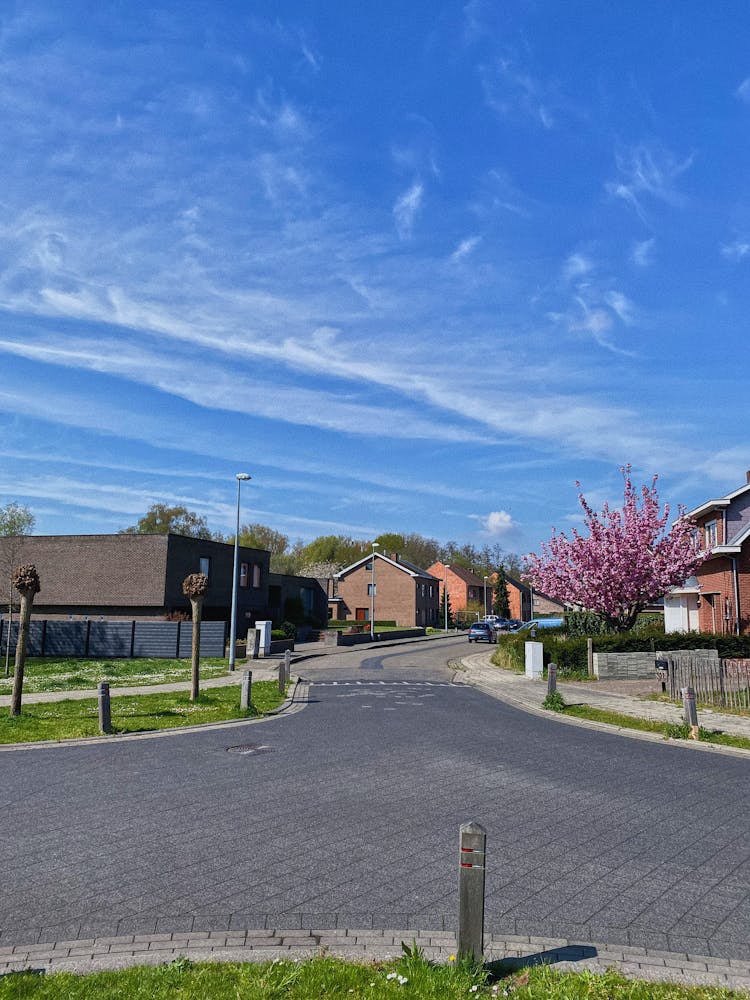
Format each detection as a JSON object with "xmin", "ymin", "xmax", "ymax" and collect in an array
[{"xmin": 666, "ymin": 655, "xmax": 750, "ymax": 710}]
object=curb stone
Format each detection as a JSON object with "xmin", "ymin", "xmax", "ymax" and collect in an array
[{"xmin": 1, "ymin": 929, "xmax": 749, "ymax": 989}]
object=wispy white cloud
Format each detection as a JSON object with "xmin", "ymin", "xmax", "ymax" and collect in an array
[
  {"xmin": 481, "ymin": 58, "xmax": 556, "ymax": 129},
  {"xmin": 451, "ymin": 236, "xmax": 481, "ymax": 261},
  {"xmin": 393, "ymin": 181, "xmax": 424, "ymax": 239},
  {"xmin": 563, "ymin": 253, "xmax": 595, "ymax": 281},
  {"xmin": 736, "ymin": 77, "xmax": 750, "ymax": 104},
  {"xmin": 605, "ymin": 141, "xmax": 693, "ymax": 219},
  {"xmin": 631, "ymin": 238, "xmax": 655, "ymax": 267},
  {"xmin": 721, "ymin": 238, "xmax": 750, "ymax": 262}
]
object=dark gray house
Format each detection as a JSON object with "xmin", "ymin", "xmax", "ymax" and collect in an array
[{"xmin": 0, "ymin": 533, "xmax": 270, "ymax": 624}]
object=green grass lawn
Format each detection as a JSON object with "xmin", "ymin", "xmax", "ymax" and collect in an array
[
  {"xmin": 558, "ymin": 702, "xmax": 750, "ymax": 751},
  {"xmin": 0, "ymin": 656, "xmax": 230, "ymax": 695},
  {"xmin": 0, "ymin": 680, "xmax": 285, "ymax": 744},
  {"xmin": 0, "ymin": 955, "xmax": 744, "ymax": 1000}
]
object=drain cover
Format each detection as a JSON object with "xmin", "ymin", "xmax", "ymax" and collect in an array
[{"xmin": 226, "ymin": 743, "xmax": 273, "ymax": 755}]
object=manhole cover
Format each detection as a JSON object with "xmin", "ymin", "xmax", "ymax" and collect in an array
[{"xmin": 226, "ymin": 743, "xmax": 273, "ymax": 755}]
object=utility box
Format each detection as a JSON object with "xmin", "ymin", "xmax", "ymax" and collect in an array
[
  {"xmin": 525, "ymin": 641, "xmax": 544, "ymax": 679},
  {"xmin": 256, "ymin": 620, "xmax": 272, "ymax": 656}
]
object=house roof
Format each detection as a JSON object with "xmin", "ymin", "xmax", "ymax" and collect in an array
[
  {"xmin": 688, "ymin": 479, "xmax": 750, "ymax": 519},
  {"xmin": 442, "ymin": 564, "xmax": 485, "ymax": 587},
  {"xmin": 336, "ymin": 552, "xmax": 437, "ymax": 580}
]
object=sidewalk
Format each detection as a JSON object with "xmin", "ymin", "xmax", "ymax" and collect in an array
[
  {"xmin": 458, "ymin": 650, "xmax": 750, "ymax": 745},
  {"xmin": 0, "ymin": 631, "xmax": 457, "ymax": 707}
]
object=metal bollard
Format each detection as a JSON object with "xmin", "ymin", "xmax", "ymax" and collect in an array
[
  {"xmin": 457, "ymin": 821, "xmax": 486, "ymax": 962},
  {"xmin": 240, "ymin": 669, "xmax": 252, "ymax": 711},
  {"xmin": 284, "ymin": 648, "xmax": 291, "ymax": 683},
  {"xmin": 547, "ymin": 662, "xmax": 557, "ymax": 695},
  {"xmin": 98, "ymin": 681, "xmax": 112, "ymax": 735},
  {"xmin": 682, "ymin": 686, "xmax": 699, "ymax": 739}
]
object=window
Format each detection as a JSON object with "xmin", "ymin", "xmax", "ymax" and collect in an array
[
  {"xmin": 367, "ymin": 583, "xmax": 376, "ymax": 595},
  {"xmin": 705, "ymin": 520, "xmax": 717, "ymax": 549},
  {"xmin": 421, "ymin": 583, "xmax": 426, "ymax": 597},
  {"xmin": 199, "ymin": 557, "xmax": 210, "ymax": 579},
  {"xmin": 429, "ymin": 584, "xmax": 434, "ymax": 598},
  {"xmin": 252, "ymin": 563, "xmax": 261, "ymax": 588},
  {"xmin": 239, "ymin": 563, "xmax": 249, "ymax": 588}
]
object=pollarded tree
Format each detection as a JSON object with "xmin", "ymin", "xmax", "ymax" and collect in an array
[
  {"xmin": 9, "ymin": 563, "xmax": 40, "ymax": 717},
  {"xmin": 182, "ymin": 573, "xmax": 208, "ymax": 701},
  {"xmin": 1, "ymin": 502, "xmax": 35, "ymax": 678},
  {"xmin": 524, "ymin": 466, "xmax": 704, "ymax": 633}
]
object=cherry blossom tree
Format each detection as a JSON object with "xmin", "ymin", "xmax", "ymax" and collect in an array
[{"xmin": 524, "ymin": 467, "xmax": 705, "ymax": 632}]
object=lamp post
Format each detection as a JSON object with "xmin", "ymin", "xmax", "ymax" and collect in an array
[
  {"xmin": 370, "ymin": 542, "xmax": 380, "ymax": 639},
  {"xmin": 228, "ymin": 473, "xmax": 251, "ymax": 672},
  {"xmin": 444, "ymin": 563, "xmax": 449, "ymax": 632},
  {"xmin": 483, "ymin": 576, "xmax": 488, "ymax": 619}
]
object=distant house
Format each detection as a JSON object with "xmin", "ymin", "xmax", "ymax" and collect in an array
[
  {"xmin": 670, "ymin": 472, "xmax": 750, "ymax": 635},
  {"xmin": 426, "ymin": 562, "xmax": 487, "ymax": 616},
  {"xmin": 0, "ymin": 533, "xmax": 324, "ymax": 629},
  {"xmin": 336, "ymin": 552, "xmax": 440, "ymax": 627}
]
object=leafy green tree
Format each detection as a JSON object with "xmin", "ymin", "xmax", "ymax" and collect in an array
[
  {"xmin": 492, "ymin": 567, "xmax": 511, "ymax": 618},
  {"xmin": 299, "ymin": 535, "xmax": 369, "ymax": 572},
  {"xmin": 1, "ymin": 502, "xmax": 35, "ymax": 678},
  {"xmin": 374, "ymin": 533, "xmax": 405, "ymax": 555},
  {"xmin": 120, "ymin": 504, "xmax": 213, "ymax": 539}
]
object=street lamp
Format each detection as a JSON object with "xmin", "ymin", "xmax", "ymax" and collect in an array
[
  {"xmin": 370, "ymin": 542, "xmax": 380, "ymax": 639},
  {"xmin": 483, "ymin": 576, "xmax": 488, "ymax": 619},
  {"xmin": 229, "ymin": 473, "xmax": 251, "ymax": 672},
  {"xmin": 444, "ymin": 563, "xmax": 449, "ymax": 632}
]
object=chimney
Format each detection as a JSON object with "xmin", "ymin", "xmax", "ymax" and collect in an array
[
  {"xmin": 746, "ymin": 470, "xmax": 750, "ymax": 484},
  {"xmin": 390, "ymin": 552, "xmax": 399, "ymax": 562}
]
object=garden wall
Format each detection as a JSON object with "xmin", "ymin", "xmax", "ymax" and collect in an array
[{"xmin": 593, "ymin": 647, "xmax": 719, "ymax": 680}]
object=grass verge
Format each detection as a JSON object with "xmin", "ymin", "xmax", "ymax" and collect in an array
[
  {"xmin": 0, "ymin": 656, "xmax": 230, "ymax": 695},
  {"xmin": 0, "ymin": 955, "xmax": 744, "ymax": 999},
  {"xmin": 0, "ymin": 681, "xmax": 285, "ymax": 744},
  {"xmin": 560, "ymin": 703, "xmax": 750, "ymax": 751}
]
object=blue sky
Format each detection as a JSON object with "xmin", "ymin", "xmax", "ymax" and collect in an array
[{"xmin": 1, "ymin": 1, "xmax": 749, "ymax": 557}]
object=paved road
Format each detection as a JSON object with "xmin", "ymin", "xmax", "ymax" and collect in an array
[{"xmin": 3, "ymin": 635, "xmax": 750, "ymax": 962}]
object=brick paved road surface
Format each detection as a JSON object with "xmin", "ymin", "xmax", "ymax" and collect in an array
[{"xmin": 3, "ymin": 636, "xmax": 750, "ymax": 965}]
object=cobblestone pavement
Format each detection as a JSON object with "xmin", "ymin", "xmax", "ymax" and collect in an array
[{"xmin": 3, "ymin": 636, "xmax": 750, "ymax": 988}]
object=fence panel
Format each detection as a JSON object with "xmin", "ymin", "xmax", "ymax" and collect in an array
[
  {"xmin": 668, "ymin": 655, "xmax": 750, "ymax": 710},
  {"xmin": 0, "ymin": 619, "xmax": 227, "ymax": 658},
  {"xmin": 177, "ymin": 620, "xmax": 226, "ymax": 658},
  {"xmin": 88, "ymin": 621, "xmax": 134, "ymax": 658}
]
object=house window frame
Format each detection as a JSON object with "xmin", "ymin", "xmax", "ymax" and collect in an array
[
  {"xmin": 199, "ymin": 556, "xmax": 210, "ymax": 579},
  {"xmin": 252, "ymin": 563, "xmax": 261, "ymax": 588},
  {"xmin": 239, "ymin": 562, "xmax": 249, "ymax": 588},
  {"xmin": 705, "ymin": 520, "xmax": 718, "ymax": 549}
]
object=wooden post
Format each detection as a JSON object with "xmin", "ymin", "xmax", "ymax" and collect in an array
[
  {"xmin": 240, "ymin": 669, "xmax": 252, "ymax": 711},
  {"xmin": 587, "ymin": 637, "xmax": 594, "ymax": 677},
  {"xmin": 547, "ymin": 662, "xmax": 557, "ymax": 695},
  {"xmin": 278, "ymin": 661, "xmax": 285, "ymax": 695},
  {"xmin": 458, "ymin": 821, "xmax": 486, "ymax": 963},
  {"xmin": 249, "ymin": 628, "xmax": 261, "ymax": 660},
  {"xmin": 682, "ymin": 686, "xmax": 699, "ymax": 739},
  {"xmin": 98, "ymin": 681, "xmax": 112, "ymax": 734},
  {"xmin": 284, "ymin": 648, "xmax": 291, "ymax": 683}
]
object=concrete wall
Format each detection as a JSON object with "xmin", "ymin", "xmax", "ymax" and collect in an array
[{"xmin": 594, "ymin": 647, "xmax": 720, "ymax": 679}]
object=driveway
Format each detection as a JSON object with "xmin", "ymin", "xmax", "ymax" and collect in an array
[{"xmin": 3, "ymin": 635, "xmax": 750, "ymax": 962}]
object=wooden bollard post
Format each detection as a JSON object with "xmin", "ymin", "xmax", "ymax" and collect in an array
[
  {"xmin": 278, "ymin": 661, "xmax": 285, "ymax": 695},
  {"xmin": 250, "ymin": 629, "xmax": 261, "ymax": 660},
  {"xmin": 240, "ymin": 669, "xmax": 252, "ymax": 711},
  {"xmin": 547, "ymin": 662, "xmax": 557, "ymax": 695},
  {"xmin": 587, "ymin": 637, "xmax": 594, "ymax": 677},
  {"xmin": 98, "ymin": 681, "xmax": 112, "ymax": 735},
  {"xmin": 457, "ymin": 821, "xmax": 486, "ymax": 962},
  {"xmin": 682, "ymin": 686, "xmax": 699, "ymax": 739},
  {"xmin": 284, "ymin": 649, "xmax": 291, "ymax": 683}
]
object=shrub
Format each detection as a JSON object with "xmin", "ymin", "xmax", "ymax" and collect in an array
[
  {"xmin": 542, "ymin": 690, "xmax": 566, "ymax": 712},
  {"xmin": 279, "ymin": 620, "xmax": 297, "ymax": 640},
  {"xmin": 565, "ymin": 611, "xmax": 614, "ymax": 637}
]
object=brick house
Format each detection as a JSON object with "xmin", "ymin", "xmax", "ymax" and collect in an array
[
  {"xmin": 336, "ymin": 552, "xmax": 440, "ymax": 627},
  {"xmin": 669, "ymin": 473, "xmax": 750, "ymax": 635},
  {"xmin": 0, "ymin": 533, "xmax": 271, "ymax": 624},
  {"xmin": 426, "ymin": 562, "xmax": 487, "ymax": 616}
]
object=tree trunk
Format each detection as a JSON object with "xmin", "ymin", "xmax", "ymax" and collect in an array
[
  {"xmin": 10, "ymin": 591, "xmax": 32, "ymax": 717},
  {"xmin": 190, "ymin": 596, "xmax": 202, "ymax": 701},
  {"xmin": 4, "ymin": 581, "xmax": 11, "ymax": 678}
]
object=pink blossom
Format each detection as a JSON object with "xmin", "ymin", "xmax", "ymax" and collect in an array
[{"xmin": 524, "ymin": 466, "xmax": 705, "ymax": 632}]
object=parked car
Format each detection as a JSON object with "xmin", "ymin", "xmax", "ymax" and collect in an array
[
  {"xmin": 467, "ymin": 621, "xmax": 495, "ymax": 643},
  {"xmin": 489, "ymin": 618, "xmax": 513, "ymax": 632},
  {"xmin": 511, "ymin": 618, "xmax": 564, "ymax": 632}
]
